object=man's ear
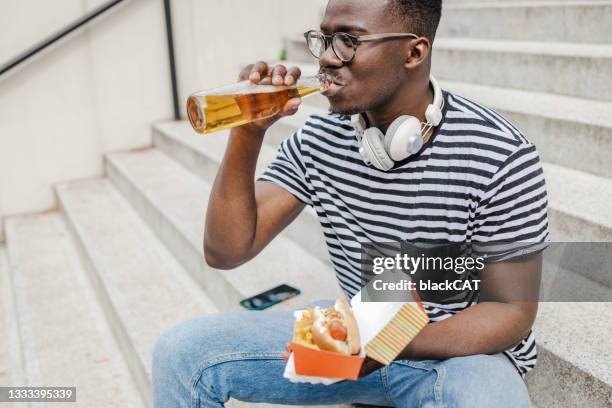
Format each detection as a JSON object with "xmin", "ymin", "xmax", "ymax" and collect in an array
[{"xmin": 404, "ymin": 38, "xmax": 431, "ymax": 69}]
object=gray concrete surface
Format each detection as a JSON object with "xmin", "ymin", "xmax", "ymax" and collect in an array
[
  {"xmin": 104, "ymin": 148, "xmax": 344, "ymax": 312},
  {"xmin": 56, "ymin": 179, "xmax": 220, "ymax": 406},
  {"xmin": 528, "ymin": 302, "xmax": 612, "ymax": 407},
  {"xmin": 4, "ymin": 214, "xmax": 145, "ymax": 408},
  {"xmin": 439, "ymin": 1, "xmax": 612, "ymax": 43}
]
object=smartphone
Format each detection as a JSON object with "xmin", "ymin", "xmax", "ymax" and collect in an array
[{"xmin": 239, "ymin": 284, "xmax": 301, "ymax": 311}]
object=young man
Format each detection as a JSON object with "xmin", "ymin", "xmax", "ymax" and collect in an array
[{"xmin": 152, "ymin": 1, "xmax": 548, "ymax": 406}]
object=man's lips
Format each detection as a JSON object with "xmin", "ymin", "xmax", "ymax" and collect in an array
[
  {"xmin": 321, "ymin": 82, "xmax": 342, "ymax": 97},
  {"xmin": 321, "ymin": 80, "xmax": 344, "ymax": 97},
  {"xmin": 319, "ymin": 71, "xmax": 345, "ymax": 97}
]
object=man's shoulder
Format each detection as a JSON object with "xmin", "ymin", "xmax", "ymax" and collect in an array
[{"xmin": 443, "ymin": 90, "xmax": 535, "ymax": 156}]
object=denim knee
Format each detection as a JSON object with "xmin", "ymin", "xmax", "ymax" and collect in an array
[
  {"xmin": 152, "ymin": 323, "xmax": 203, "ymax": 408},
  {"xmin": 152, "ymin": 324, "xmax": 186, "ymax": 379},
  {"xmin": 152, "ymin": 319, "xmax": 208, "ymax": 384},
  {"xmin": 438, "ymin": 354, "xmax": 531, "ymax": 408}
]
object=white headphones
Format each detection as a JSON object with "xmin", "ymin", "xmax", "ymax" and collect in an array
[{"xmin": 352, "ymin": 75, "xmax": 444, "ymax": 171}]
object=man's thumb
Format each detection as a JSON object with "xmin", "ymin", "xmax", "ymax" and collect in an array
[{"xmin": 281, "ymin": 98, "xmax": 301, "ymax": 115}]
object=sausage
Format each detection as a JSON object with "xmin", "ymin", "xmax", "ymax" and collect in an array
[{"xmin": 327, "ymin": 320, "xmax": 347, "ymax": 341}]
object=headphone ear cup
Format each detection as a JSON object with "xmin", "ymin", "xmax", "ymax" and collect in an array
[
  {"xmin": 362, "ymin": 128, "xmax": 395, "ymax": 171},
  {"xmin": 384, "ymin": 116, "xmax": 423, "ymax": 161}
]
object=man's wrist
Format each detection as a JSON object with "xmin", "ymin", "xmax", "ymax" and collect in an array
[
  {"xmin": 230, "ymin": 124, "xmax": 267, "ymax": 140},
  {"xmin": 398, "ymin": 339, "xmax": 416, "ymax": 360}
]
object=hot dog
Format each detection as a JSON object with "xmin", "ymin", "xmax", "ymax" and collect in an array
[{"xmin": 292, "ymin": 299, "xmax": 360, "ymax": 355}]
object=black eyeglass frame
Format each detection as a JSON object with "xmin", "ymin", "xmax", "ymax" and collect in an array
[{"xmin": 303, "ymin": 30, "xmax": 420, "ymax": 63}]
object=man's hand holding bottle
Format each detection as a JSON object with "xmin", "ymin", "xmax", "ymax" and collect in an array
[{"xmin": 236, "ymin": 61, "xmax": 303, "ymax": 134}]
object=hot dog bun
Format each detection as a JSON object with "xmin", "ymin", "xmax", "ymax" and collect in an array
[
  {"xmin": 309, "ymin": 299, "xmax": 361, "ymax": 355},
  {"xmin": 335, "ymin": 299, "xmax": 360, "ymax": 354}
]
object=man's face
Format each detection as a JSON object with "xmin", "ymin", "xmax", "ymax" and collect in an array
[{"xmin": 319, "ymin": 0, "xmax": 410, "ymax": 115}]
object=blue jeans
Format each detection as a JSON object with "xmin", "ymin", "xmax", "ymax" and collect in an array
[{"xmin": 152, "ymin": 305, "xmax": 531, "ymax": 407}]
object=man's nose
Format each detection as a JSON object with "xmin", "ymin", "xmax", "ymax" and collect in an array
[{"xmin": 319, "ymin": 43, "xmax": 343, "ymax": 68}]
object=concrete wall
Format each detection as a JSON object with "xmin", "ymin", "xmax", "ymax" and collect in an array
[
  {"xmin": 171, "ymin": 0, "xmax": 327, "ymax": 114},
  {"xmin": 0, "ymin": 0, "xmax": 327, "ymax": 243}
]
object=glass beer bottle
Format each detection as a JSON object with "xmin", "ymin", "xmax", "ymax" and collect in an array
[{"xmin": 187, "ymin": 74, "xmax": 331, "ymax": 134}]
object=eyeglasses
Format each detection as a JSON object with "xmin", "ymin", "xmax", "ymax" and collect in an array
[{"xmin": 304, "ymin": 30, "xmax": 419, "ymax": 63}]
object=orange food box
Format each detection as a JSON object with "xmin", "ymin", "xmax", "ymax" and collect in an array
[
  {"xmin": 288, "ymin": 343, "xmax": 365, "ymax": 380},
  {"xmin": 288, "ymin": 301, "xmax": 429, "ymax": 381}
]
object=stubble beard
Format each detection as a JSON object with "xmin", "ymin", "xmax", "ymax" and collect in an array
[{"xmin": 328, "ymin": 85, "xmax": 398, "ymax": 117}]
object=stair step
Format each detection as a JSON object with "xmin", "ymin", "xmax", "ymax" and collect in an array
[
  {"xmin": 55, "ymin": 179, "xmax": 218, "ymax": 405},
  {"xmin": 0, "ymin": 246, "xmax": 23, "ymax": 406},
  {"xmin": 541, "ymin": 258, "xmax": 612, "ymax": 302},
  {"xmin": 444, "ymin": 0, "xmax": 606, "ymax": 4},
  {"xmin": 153, "ymin": 123, "xmax": 276, "ymax": 185},
  {"xmin": 439, "ymin": 1, "xmax": 612, "ymax": 43},
  {"xmin": 527, "ymin": 302, "xmax": 612, "ymax": 407},
  {"xmin": 4, "ymin": 213, "xmax": 145, "ymax": 407},
  {"xmin": 432, "ymin": 38, "xmax": 612, "ymax": 102},
  {"xmin": 104, "ymin": 148, "xmax": 344, "ymax": 313},
  {"xmin": 152, "ymin": 121, "xmax": 331, "ymax": 266},
  {"xmin": 544, "ymin": 161, "xmax": 612, "ymax": 248},
  {"xmin": 0, "ymin": 248, "xmax": 11, "ymax": 386},
  {"xmin": 441, "ymin": 80, "xmax": 612, "ymax": 179}
]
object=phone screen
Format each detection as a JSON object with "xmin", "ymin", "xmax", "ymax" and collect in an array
[{"xmin": 239, "ymin": 284, "xmax": 301, "ymax": 311}]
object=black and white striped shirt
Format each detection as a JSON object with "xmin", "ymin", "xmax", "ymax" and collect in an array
[{"xmin": 259, "ymin": 90, "xmax": 549, "ymax": 376}]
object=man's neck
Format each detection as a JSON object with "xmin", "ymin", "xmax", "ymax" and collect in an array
[{"xmin": 364, "ymin": 76, "xmax": 434, "ymax": 134}]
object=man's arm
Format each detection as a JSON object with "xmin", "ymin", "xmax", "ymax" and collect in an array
[
  {"xmin": 204, "ymin": 62, "xmax": 305, "ymax": 269},
  {"xmin": 360, "ymin": 253, "xmax": 542, "ymax": 376},
  {"xmin": 401, "ymin": 254, "xmax": 541, "ymax": 360}
]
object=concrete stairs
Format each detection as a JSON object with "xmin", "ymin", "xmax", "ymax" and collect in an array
[
  {"xmin": 3, "ymin": 214, "xmax": 145, "ymax": 407},
  {"xmin": 0, "ymin": 1, "xmax": 610, "ymax": 408},
  {"xmin": 0, "ymin": 247, "xmax": 22, "ymax": 408},
  {"xmin": 0, "ymin": 98, "xmax": 343, "ymax": 408},
  {"xmin": 104, "ymin": 148, "xmax": 343, "ymax": 311},
  {"xmin": 1, "ymin": 163, "xmax": 344, "ymax": 407},
  {"xmin": 439, "ymin": 1, "xmax": 612, "ymax": 43}
]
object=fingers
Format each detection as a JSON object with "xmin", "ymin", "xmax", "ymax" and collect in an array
[
  {"xmin": 240, "ymin": 62, "xmax": 302, "ymax": 86},
  {"xmin": 286, "ymin": 66, "xmax": 302, "ymax": 85},
  {"xmin": 238, "ymin": 64, "xmax": 254, "ymax": 81},
  {"xmin": 271, "ymin": 65, "xmax": 288, "ymax": 85},
  {"xmin": 247, "ymin": 61, "xmax": 270, "ymax": 83},
  {"xmin": 279, "ymin": 97, "xmax": 301, "ymax": 117},
  {"xmin": 272, "ymin": 65, "xmax": 302, "ymax": 86},
  {"xmin": 282, "ymin": 343, "xmax": 291, "ymax": 361}
]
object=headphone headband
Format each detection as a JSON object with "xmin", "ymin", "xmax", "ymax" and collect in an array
[
  {"xmin": 352, "ymin": 75, "xmax": 444, "ymax": 171},
  {"xmin": 426, "ymin": 75, "xmax": 444, "ymax": 126},
  {"xmin": 353, "ymin": 75, "xmax": 444, "ymax": 136}
]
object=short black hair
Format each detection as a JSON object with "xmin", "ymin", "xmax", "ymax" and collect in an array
[{"xmin": 388, "ymin": 0, "xmax": 442, "ymax": 43}]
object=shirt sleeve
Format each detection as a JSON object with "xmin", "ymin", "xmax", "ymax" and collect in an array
[
  {"xmin": 257, "ymin": 128, "xmax": 313, "ymax": 206},
  {"xmin": 472, "ymin": 143, "xmax": 550, "ymax": 262}
]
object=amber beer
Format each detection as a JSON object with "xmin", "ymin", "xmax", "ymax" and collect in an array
[{"xmin": 187, "ymin": 75, "xmax": 329, "ymax": 134}]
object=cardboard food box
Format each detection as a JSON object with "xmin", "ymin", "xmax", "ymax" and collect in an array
[{"xmin": 285, "ymin": 292, "xmax": 429, "ymax": 382}]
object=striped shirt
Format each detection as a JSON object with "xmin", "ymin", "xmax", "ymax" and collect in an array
[{"xmin": 259, "ymin": 90, "xmax": 549, "ymax": 376}]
